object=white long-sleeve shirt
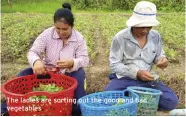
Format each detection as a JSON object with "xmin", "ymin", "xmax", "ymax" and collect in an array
[{"xmin": 109, "ymin": 27, "xmax": 166, "ymax": 79}]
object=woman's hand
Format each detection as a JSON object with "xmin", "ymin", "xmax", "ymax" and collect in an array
[
  {"xmin": 56, "ymin": 59, "xmax": 74, "ymax": 69},
  {"xmin": 33, "ymin": 59, "xmax": 46, "ymax": 75}
]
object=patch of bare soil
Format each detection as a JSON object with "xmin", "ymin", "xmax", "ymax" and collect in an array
[
  {"xmin": 85, "ymin": 14, "xmax": 110, "ymax": 94},
  {"xmin": 157, "ymin": 111, "xmax": 170, "ymax": 116},
  {"xmin": 156, "ymin": 57, "xmax": 185, "ymax": 108},
  {"xmin": 1, "ymin": 63, "xmax": 29, "ymax": 84}
]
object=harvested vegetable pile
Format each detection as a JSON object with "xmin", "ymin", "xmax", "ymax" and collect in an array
[
  {"xmin": 30, "ymin": 84, "xmax": 64, "ymax": 100},
  {"xmin": 33, "ymin": 84, "xmax": 64, "ymax": 92}
]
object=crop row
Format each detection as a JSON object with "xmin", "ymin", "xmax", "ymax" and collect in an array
[
  {"xmin": 2, "ymin": 13, "xmax": 53, "ymax": 63},
  {"xmin": 2, "ymin": 13, "xmax": 184, "ymax": 63}
]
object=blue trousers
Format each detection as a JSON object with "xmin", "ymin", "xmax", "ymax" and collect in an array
[
  {"xmin": 104, "ymin": 73, "xmax": 179, "ymax": 111},
  {"xmin": 1, "ymin": 68, "xmax": 86, "ymax": 116}
]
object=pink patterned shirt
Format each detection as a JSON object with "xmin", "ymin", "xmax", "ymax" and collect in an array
[{"xmin": 27, "ymin": 27, "xmax": 89, "ymax": 73}]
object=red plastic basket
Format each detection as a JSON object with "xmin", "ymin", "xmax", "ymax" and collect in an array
[{"xmin": 1, "ymin": 72, "xmax": 77, "ymax": 116}]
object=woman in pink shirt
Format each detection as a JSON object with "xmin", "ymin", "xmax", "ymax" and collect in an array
[{"xmin": 1, "ymin": 3, "xmax": 89, "ymax": 116}]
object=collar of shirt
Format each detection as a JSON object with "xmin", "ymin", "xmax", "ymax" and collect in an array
[
  {"xmin": 125, "ymin": 27, "xmax": 157, "ymax": 50},
  {"xmin": 52, "ymin": 27, "xmax": 78, "ymax": 42}
]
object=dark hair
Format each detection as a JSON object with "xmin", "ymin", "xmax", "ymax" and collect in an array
[
  {"xmin": 62, "ymin": 2, "xmax": 71, "ymax": 11},
  {"xmin": 54, "ymin": 8, "xmax": 74, "ymax": 26}
]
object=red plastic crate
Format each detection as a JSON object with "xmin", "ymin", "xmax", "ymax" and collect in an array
[{"xmin": 1, "ymin": 72, "xmax": 77, "ymax": 116}]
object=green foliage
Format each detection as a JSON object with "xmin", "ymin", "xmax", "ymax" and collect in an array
[
  {"xmin": 2, "ymin": 13, "xmax": 98, "ymax": 63},
  {"xmin": 2, "ymin": 0, "xmax": 68, "ymax": 13},
  {"xmin": 154, "ymin": 13, "xmax": 184, "ymax": 61},
  {"xmin": 1, "ymin": 13, "xmax": 184, "ymax": 63},
  {"xmin": 2, "ymin": 13, "xmax": 53, "ymax": 63},
  {"xmin": 156, "ymin": 13, "xmax": 185, "ymax": 49},
  {"xmin": 164, "ymin": 47, "xmax": 179, "ymax": 61},
  {"xmin": 98, "ymin": 14, "xmax": 127, "ymax": 45},
  {"xmin": 70, "ymin": 0, "xmax": 184, "ymax": 12},
  {"xmin": 2, "ymin": 0, "xmax": 184, "ymax": 13},
  {"xmin": 74, "ymin": 14, "xmax": 97, "ymax": 59}
]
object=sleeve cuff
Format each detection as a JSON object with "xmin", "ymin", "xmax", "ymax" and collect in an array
[
  {"xmin": 130, "ymin": 68, "xmax": 139, "ymax": 79},
  {"xmin": 28, "ymin": 56, "xmax": 40, "ymax": 68},
  {"xmin": 30, "ymin": 58, "xmax": 40, "ymax": 68},
  {"xmin": 66, "ymin": 59, "xmax": 79, "ymax": 73},
  {"xmin": 116, "ymin": 68, "xmax": 139, "ymax": 80}
]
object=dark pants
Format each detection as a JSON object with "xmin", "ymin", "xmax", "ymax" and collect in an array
[
  {"xmin": 1, "ymin": 68, "xmax": 86, "ymax": 116},
  {"xmin": 104, "ymin": 73, "xmax": 179, "ymax": 111}
]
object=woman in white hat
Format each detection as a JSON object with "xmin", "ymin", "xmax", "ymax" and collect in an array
[{"xmin": 105, "ymin": 1, "xmax": 178, "ymax": 111}]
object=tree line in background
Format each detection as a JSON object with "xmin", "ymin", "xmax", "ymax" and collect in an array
[
  {"xmin": 70, "ymin": 0, "xmax": 184, "ymax": 12},
  {"xmin": 2, "ymin": 0, "xmax": 184, "ymax": 12}
]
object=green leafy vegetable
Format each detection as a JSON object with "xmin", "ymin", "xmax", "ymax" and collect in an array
[
  {"xmin": 30, "ymin": 83, "xmax": 64, "ymax": 100},
  {"xmin": 33, "ymin": 83, "xmax": 64, "ymax": 92},
  {"xmin": 114, "ymin": 98, "xmax": 124, "ymax": 106}
]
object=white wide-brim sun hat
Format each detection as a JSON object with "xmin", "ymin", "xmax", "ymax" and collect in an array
[{"xmin": 126, "ymin": 1, "xmax": 160, "ymax": 27}]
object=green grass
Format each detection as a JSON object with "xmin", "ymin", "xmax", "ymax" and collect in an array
[
  {"xmin": 2, "ymin": 0, "xmax": 181, "ymax": 14},
  {"xmin": 2, "ymin": 1, "xmax": 131, "ymax": 14},
  {"xmin": 2, "ymin": 0, "xmax": 66, "ymax": 13}
]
